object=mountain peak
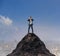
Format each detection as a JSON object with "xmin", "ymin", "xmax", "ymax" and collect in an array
[{"xmin": 7, "ymin": 33, "xmax": 55, "ymax": 56}]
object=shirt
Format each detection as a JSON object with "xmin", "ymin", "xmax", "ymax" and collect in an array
[{"xmin": 30, "ymin": 19, "xmax": 33, "ymax": 25}]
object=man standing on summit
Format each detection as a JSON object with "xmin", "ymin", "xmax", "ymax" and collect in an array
[{"xmin": 28, "ymin": 16, "xmax": 34, "ymax": 33}]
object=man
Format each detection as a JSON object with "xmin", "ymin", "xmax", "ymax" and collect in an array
[{"xmin": 28, "ymin": 16, "xmax": 34, "ymax": 33}]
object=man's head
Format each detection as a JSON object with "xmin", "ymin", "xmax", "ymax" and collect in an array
[{"xmin": 29, "ymin": 16, "xmax": 32, "ymax": 20}]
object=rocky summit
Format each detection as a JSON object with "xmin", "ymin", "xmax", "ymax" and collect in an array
[{"xmin": 7, "ymin": 33, "xmax": 55, "ymax": 56}]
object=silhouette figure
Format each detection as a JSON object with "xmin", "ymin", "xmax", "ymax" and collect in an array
[{"xmin": 28, "ymin": 16, "xmax": 34, "ymax": 33}]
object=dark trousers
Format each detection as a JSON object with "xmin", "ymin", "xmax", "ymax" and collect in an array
[{"xmin": 28, "ymin": 24, "xmax": 33, "ymax": 33}]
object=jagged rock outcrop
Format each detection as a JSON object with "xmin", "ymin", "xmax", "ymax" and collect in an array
[{"xmin": 7, "ymin": 33, "xmax": 55, "ymax": 56}]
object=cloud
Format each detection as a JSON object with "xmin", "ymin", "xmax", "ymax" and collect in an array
[{"xmin": 0, "ymin": 15, "xmax": 13, "ymax": 26}]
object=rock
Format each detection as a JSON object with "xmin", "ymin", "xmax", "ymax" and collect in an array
[{"xmin": 7, "ymin": 33, "xmax": 55, "ymax": 56}]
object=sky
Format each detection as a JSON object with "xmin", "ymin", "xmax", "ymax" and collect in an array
[{"xmin": 0, "ymin": 0, "xmax": 60, "ymax": 42}]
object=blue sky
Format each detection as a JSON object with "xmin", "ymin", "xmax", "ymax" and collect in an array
[
  {"xmin": 0, "ymin": 0, "xmax": 60, "ymax": 26},
  {"xmin": 0, "ymin": 0, "xmax": 60, "ymax": 42}
]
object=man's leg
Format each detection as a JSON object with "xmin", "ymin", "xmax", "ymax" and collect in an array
[
  {"xmin": 28, "ymin": 25, "xmax": 30, "ymax": 33},
  {"xmin": 31, "ymin": 24, "xmax": 33, "ymax": 33}
]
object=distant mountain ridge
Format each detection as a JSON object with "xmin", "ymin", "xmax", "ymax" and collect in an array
[{"xmin": 7, "ymin": 33, "xmax": 55, "ymax": 56}]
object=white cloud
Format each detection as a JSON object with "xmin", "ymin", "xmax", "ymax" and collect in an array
[{"xmin": 0, "ymin": 15, "xmax": 13, "ymax": 26}]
